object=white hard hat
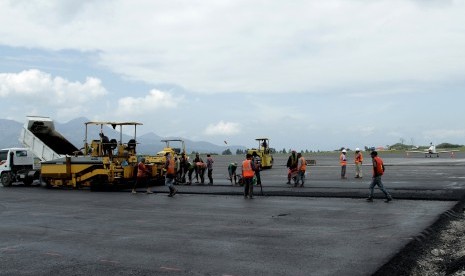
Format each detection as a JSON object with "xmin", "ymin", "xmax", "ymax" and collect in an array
[
  {"xmin": 342, "ymin": 149, "xmax": 347, "ymax": 153},
  {"xmin": 355, "ymin": 148, "xmax": 360, "ymax": 151}
]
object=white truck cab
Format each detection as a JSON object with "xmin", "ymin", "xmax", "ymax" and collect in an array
[{"xmin": 0, "ymin": 148, "xmax": 40, "ymax": 187}]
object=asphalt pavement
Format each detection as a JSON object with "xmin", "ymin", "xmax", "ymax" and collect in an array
[
  {"xmin": 1, "ymin": 151, "xmax": 464, "ymax": 276},
  {"xmin": 165, "ymin": 152, "xmax": 465, "ymax": 200},
  {"xmin": 0, "ymin": 188, "xmax": 456, "ymax": 276}
]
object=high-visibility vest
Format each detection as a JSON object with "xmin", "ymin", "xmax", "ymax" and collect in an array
[
  {"xmin": 167, "ymin": 158, "xmax": 175, "ymax": 175},
  {"xmin": 372, "ymin": 156, "xmax": 384, "ymax": 176},
  {"xmin": 340, "ymin": 154, "xmax": 347, "ymax": 166},
  {"xmin": 137, "ymin": 162, "xmax": 147, "ymax": 177},
  {"xmin": 355, "ymin": 152, "xmax": 363, "ymax": 164},
  {"xmin": 242, "ymin": 159, "xmax": 255, "ymax": 178},
  {"xmin": 299, "ymin": 157, "xmax": 306, "ymax": 171}
]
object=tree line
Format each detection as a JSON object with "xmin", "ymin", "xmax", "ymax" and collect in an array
[{"xmin": 222, "ymin": 148, "xmax": 319, "ymax": 155}]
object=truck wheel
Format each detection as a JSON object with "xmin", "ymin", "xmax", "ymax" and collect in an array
[
  {"xmin": 39, "ymin": 176, "xmax": 52, "ymax": 189},
  {"xmin": 1, "ymin": 173, "xmax": 13, "ymax": 187},
  {"xmin": 23, "ymin": 178, "xmax": 33, "ymax": 186},
  {"xmin": 90, "ymin": 182, "xmax": 103, "ymax": 191}
]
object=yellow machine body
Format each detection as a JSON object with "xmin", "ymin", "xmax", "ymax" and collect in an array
[
  {"xmin": 247, "ymin": 138, "xmax": 273, "ymax": 169},
  {"xmin": 144, "ymin": 139, "xmax": 186, "ymax": 181},
  {"xmin": 39, "ymin": 121, "xmax": 164, "ymax": 189}
]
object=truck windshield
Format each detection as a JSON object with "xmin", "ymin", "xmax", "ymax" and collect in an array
[
  {"xmin": 15, "ymin": 150, "xmax": 28, "ymax": 157},
  {"xmin": 0, "ymin": 150, "xmax": 8, "ymax": 161}
]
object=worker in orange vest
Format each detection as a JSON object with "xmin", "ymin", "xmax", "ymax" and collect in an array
[
  {"xmin": 366, "ymin": 151, "xmax": 392, "ymax": 202},
  {"xmin": 132, "ymin": 157, "xmax": 153, "ymax": 194},
  {"xmin": 165, "ymin": 152, "xmax": 178, "ymax": 197},
  {"xmin": 340, "ymin": 149, "xmax": 347, "ymax": 179},
  {"xmin": 242, "ymin": 153, "xmax": 256, "ymax": 199},
  {"xmin": 354, "ymin": 148, "xmax": 363, "ymax": 178}
]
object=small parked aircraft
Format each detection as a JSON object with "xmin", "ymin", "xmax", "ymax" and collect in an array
[{"xmin": 406, "ymin": 143, "xmax": 459, "ymax": 158}]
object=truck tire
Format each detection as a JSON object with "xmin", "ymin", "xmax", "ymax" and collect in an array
[
  {"xmin": 39, "ymin": 176, "xmax": 52, "ymax": 189},
  {"xmin": 1, "ymin": 173, "xmax": 13, "ymax": 187},
  {"xmin": 23, "ymin": 178, "xmax": 33, "ymax": 186},
  {"xmin": 90, "ymin": 182, "xmax": 105, "ymax": 191}
]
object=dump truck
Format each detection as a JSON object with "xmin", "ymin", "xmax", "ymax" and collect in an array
[
  {"xmin": 11, "ymin": 115, "xmax": 81, "ymax": 187},
  {"xmin": 19, "ymin": 116, "xmax": 164, "ymax": 189},
  {"xmin": 19, "ymin": 116, "xmax": 81, "ymax": 161},
  {"xmin": 0, "ymin": 148, "xmax": 41, "ymax": 187},
  {"xmin": 247, "ymin": 138, "xmax": 273, "ymax": 169}
]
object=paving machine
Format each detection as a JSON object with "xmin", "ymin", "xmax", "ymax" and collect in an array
[
  {"xmin": 145, "ymin": 139, "xmax": 187, "ymax": 184},
  {"xmin": 21, "ymin": 116, "xmax": 164, "ymax": 189},
  {"xmin": 247, "ymin": 138, "xmax": 273, "ymax": 169},
  {"xmin": 151, "ymin": 139, "xmax": 186, "ymax": 159}
]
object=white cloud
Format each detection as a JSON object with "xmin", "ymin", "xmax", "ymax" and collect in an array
[
  {"xmin": 1, "ymin": 1, "xmax": 465, "ymax": 151},
  {"xmin": 422, "ymin": 129, "xmax": 465, "ymax": 141},
  {"xmin": 358, "ymin": 126, "xmax": 376, "ymax": 137},
  {"xmin": 1, "ymin": 1, "xmax": 465, "ymax": 94},
  {"xmin": 0, "ymin": 69, "xmax": 107, "ymax": 103},
  {"xmin": 116, "ymin": 89, "xmax": 184, "ymax": 116},
  {"xmin": 205, "ymin": 121, "xmax": 241, "ymax": 136}
]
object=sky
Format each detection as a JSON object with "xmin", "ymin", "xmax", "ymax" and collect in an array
[{"xmin": 1, "ymin": 0, "xmax": 464, "ymax": 151}]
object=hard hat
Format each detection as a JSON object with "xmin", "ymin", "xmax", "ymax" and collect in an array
[
  {"xmin": 355, "ymin": 148, "xmax": 360, "ymax": 151},
  {"xmin": 342, "ymin": 149, "xmax": 347, "ymax": 153}
]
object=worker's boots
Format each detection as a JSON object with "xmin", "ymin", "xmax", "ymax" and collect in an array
[{"xmin": 168, "ymin": 186, "xmax": 178, "ymax": 197}]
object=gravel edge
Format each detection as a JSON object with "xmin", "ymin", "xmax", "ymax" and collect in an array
[{"xmin": 374, "ymin": 198, "xmax": 465, "ymax": 276}]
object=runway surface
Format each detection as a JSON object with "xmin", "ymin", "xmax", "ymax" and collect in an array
[{"xmin": 1, "ymin": 151, "xmax": 464, "ymax": 275}]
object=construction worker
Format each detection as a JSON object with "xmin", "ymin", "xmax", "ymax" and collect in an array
[
  {"xmin": 295, "ymin": 153, "xmax": 306, "ymax": 187},
  {"xmin": 196, "ymin": 160, "xmax": 206, "ymax": 184},
  {"xmin": 252, "ymin": 151, "xmax": 261, "ymax": 186},
  {"xmin": 354, "ymin": 148, "xmax": 363, "ymax": 178},
  {"xmin": 340, "ymin": 149, "xmax": 347, "ymax": 179},
  {"xmin": 242, "ymin": 153, "xmax": 256, "ymax": 199},
  {"xmin": 174, "ymin": 155, "xmax": 181, "ymax": 183},
  {"xmin": 206, "ymin": 154, "xmax": 214, "ymax": 185},
  {"xmin": 286, "ymin": 150, "xmax": 298, "ymax": 184},
  {"xmin": 180, "ymin": 153, "xmax": 188, "ymax": 183},
  {"xmin": 366, "ymin": 151, "xmax": 392, "ymax": 202},
  {"xmin": 228, "ymin": 162, "xmax": 238, "ymax": 185},
  {"xmin": 99, "ymin": 132, "xmax": 111, "ymax": 157},
  {"xmin": 193, "ymin": 153, "xmax": 203, "ymax": 183},
  {"xmin": 185, "ymin": 161, "xmax": 195, "ymax": 185},
  {"xmin": 165, "ymin": 152, "xmax": 178, "ymax": 197},
  {"xmin": 132, "ymin": 157, "xmax": 153, "ymax": 194}
]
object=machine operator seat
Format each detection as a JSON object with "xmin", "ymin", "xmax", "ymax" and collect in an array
[
  {"xmin": 126, "ymin": 139, "xmax": 137, "ymax": 154},
  {"xmin": 109, "ymin": 139, "xmax": 118, "ymax": 150}
]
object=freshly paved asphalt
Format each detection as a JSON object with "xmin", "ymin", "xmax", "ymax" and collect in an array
[
  {"xmin": 1, "ymin": 152, "xmax": 464, "ymax": 275},
  {"xmin": 171, "ymin": 152, "xmax": 465, "ymax": 200}
]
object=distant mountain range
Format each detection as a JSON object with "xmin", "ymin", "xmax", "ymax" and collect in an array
[{"xmin": 0, "ymin": 117, "xmax": 246, "ymax": 155}]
